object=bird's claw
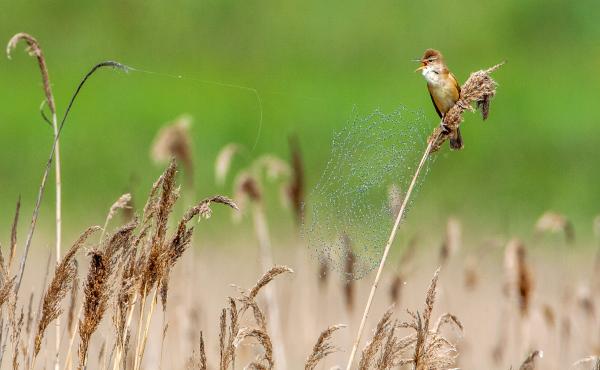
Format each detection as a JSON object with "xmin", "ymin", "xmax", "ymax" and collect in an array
[{"xmin": 440, "ymin": 122, "xmax": 451, "ymax": 134}]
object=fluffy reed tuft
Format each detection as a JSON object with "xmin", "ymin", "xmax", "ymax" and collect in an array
[
  {"xmin": 439, "ymin": 218, "xmax": 461, "ymax": 267},
  {"xmin": 518, "ymin": 350, "xmax": 543, "ymax": 370},
  {"xmin": 186, "ymin": 332, "xmax": 207, "ymax": 370},
  {"xmin": 504, "ymin": 239, "xmax": 534, "ymax": 316},
  {"xmin": 6, "ymin": 33, "xmax": 56, "ymax": 114},
  {"xmin": 397, "ymin": 268, "xmax": 462, "ymax": 370},
  {"xmin": 430, "ymin": 62, "xmax": 504, "ymax": 151},
  {"xmin": 215, "ymin": 143, "xmax": 242, "ymax": 186},
  {"xmin": 305, "ymin": 324, "xmax": 345, "ymax": 370},
  {"xmin": 33, "ymin": 226, "xmax": 100, "ymax": 359},
  {"xmin": 151, "ymin": 115, "xmax": 194, "ymax": 185},
  {"xmin": 535, "ymin": 211, "xmax": 575, "ymax": 243},
  {"xmin": 233, "ymin": 328, "xmax": 274, "ymax": 369},
  {"xmin": 572, "ymin": 356, "xmax": 600, "ymax": 370},
  {"xmin": 78, "ymin": 221, "xmax": 137, "ymax": 369},
  {"xmin": 358, "ymin": 306, "xmax": 395, "ymax": 369},
  {"xmin": 247, "ymin": 266, "xmax": 293, "ymax": 302}
]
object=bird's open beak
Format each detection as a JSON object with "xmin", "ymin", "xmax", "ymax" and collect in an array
[{"xmin": 415, "ymin": 65, "xmax": 425, "ymax": 72}]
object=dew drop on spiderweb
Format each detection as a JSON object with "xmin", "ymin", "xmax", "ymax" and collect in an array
[{"xmin": 303, "ymin": 106, "xmax": 434, "ymax": 280}]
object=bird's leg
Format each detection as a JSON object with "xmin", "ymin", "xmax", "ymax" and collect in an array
[{"xmin": 440, "ymin": 115, "xmax": 451, "ymax": 133}]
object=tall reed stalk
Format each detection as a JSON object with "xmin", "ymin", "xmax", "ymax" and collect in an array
[
  {"xmin": 251, "ymin": 201, "xmax": 288, "ymax": 370},
  {"xmin": 345, "ymin": 132, "xmax": 438, "ymax": 369},
  {"xmin": 6, "ymin": 32, "xmax": 62, "ymax": 370}
]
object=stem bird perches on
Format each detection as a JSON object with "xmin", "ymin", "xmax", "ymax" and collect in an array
[{"xmin": 345, "ymin": 61, "xmax": 504, "ymax": 369}]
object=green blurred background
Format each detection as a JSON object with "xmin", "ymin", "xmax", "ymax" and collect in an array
[{"xmin": 1, "ymin": 0, "xmax": 599, "ymax": 244}]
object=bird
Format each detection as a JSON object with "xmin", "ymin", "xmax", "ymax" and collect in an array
[{"xmin": 415, "ymin": 49, "xmax": 463, "ymax": 150}]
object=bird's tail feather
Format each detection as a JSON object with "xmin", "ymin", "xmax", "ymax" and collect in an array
[{"xmin": 449, "ymin": 127, "xmax": 464, "ymax": 150}]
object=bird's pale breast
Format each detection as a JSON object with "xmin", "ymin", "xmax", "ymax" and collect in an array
[{"xmin": 428, "ymin": 78, "xmax": 459, "ymax": 115}]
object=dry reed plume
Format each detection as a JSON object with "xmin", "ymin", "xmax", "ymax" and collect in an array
[
  {"xmin": 151, "ymin": 114, "xmax": 195, "ymax": 186},
  {"xmin": 304, "ymin": 324, "xmax": 345, "ymax": 370},
  {"xmin": 535, "ymin": 211, "xmax": 575, "ymax": 243},
  {"xmin": 357, "ymin": 268, "xmax": 462, "ymax": 369},
  {"xmin": 504, "ymin": 238, "xmax": 534, "ymax": 316},
  {"xmin": 518, "ymin": 349, "xmax": 543, "ymax": 369},
  {"xmin": 33, "ymin": 227, "xmax": 100, "ymax": 361}
]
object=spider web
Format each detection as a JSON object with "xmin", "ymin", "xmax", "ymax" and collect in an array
[{"xmin": 303, "ymin": 106, "xmax": 433, "ymax": 280}]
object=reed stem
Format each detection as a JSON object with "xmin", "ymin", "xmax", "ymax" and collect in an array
[{"xmin": 345, "ymin": 131, "xmax": 438, "ymax": 369}]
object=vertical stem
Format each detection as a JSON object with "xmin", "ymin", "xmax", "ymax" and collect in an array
[
  {"xmin": 112, "ymin": 293, "xmax": 138, "ymax": 370},
  {"xmin": 345, "ymin": 135, "xmax": 437, "ymax": 369},
  {"xmin": 133, "ymin": 288, "xmax": 148, "ymax": 370},
  {"xmin": 63, "ymin": 306, "xmax": 83, "ymax": 370},
  {"xmin": 135, "ymin": 289, "xmax": 157, "ymax": 370},
  {"xmin": 53, "ymin": 110, "xmax": 63, "ymax": 370},
  {"xmin": 251, "ymin": 203, "xmax": 287, "ymax": 369}
]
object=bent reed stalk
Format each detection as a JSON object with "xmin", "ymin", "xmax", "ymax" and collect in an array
[
  {"xmin": 6, "ymin": 33, "xmax": 63, "ymax": 370},
  {"xmin": 345, "ymin": 130, "xmax": 439, "ymax": 370}
]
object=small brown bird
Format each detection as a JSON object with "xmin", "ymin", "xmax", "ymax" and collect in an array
[{"xmin": 415, "ymin": 49, "xmax": 463, "ymax": 149}]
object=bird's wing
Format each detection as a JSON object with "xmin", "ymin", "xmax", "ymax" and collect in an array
[
  {"xmin": 449, "ymin": 72, "xmax": 461, "ymax": 96},
  {"xmin": 427, "ymin": 85, "xmax": 443, "ymax": 118}
]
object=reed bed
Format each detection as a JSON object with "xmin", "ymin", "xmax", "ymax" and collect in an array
[{"xmin": 3, "ymin": 35, "xmax": 600, "ymax": 370}]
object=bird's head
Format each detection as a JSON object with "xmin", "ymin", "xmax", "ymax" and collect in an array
[{"xmin": 415, "ymin": 49, "xmax": 445, "ymax": 75}]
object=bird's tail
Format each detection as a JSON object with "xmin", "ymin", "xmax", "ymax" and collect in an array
[{"xmin": 449, "ymin": 127, "xmax": 464, "ymax": 150}]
